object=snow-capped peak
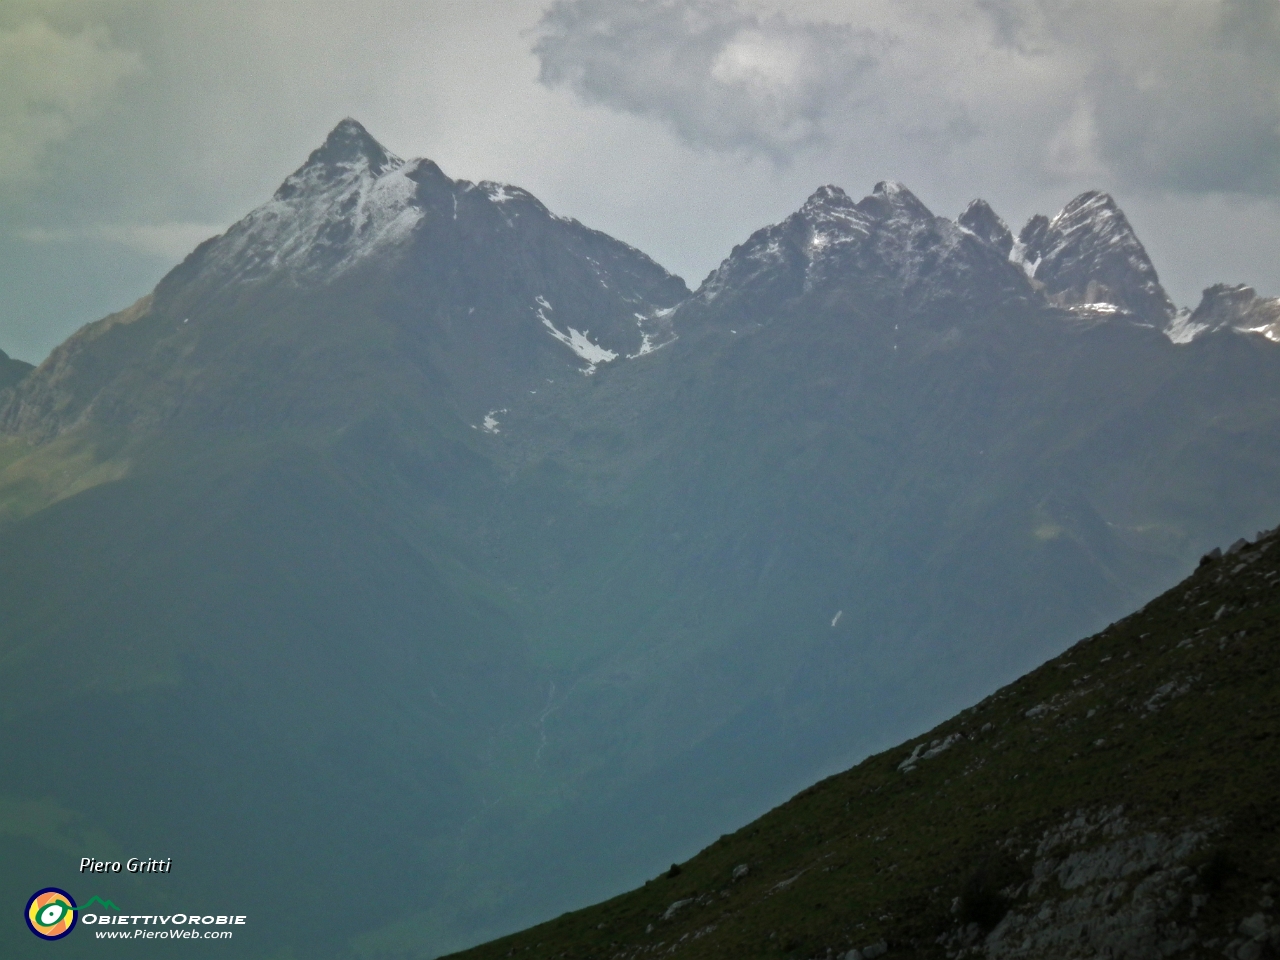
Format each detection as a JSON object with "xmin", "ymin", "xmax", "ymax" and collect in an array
[
  {"xmin": 277, "ymin": 118, "xmax": 402, "ymax": 197},
  {"xmin": 854, "ymin": 181, "xmax": 935, "ymax": 224},
  {"xmin": 798, "ymin": 185, "xmax": 872, "ymax": 242},
  {"xmin": 801, "ymin": 184, "xmax": 854, "ymax": 211},
  {"xmin": 795, "ymin": 181, "xmax": 935, "ymax": 262},
  {"xmin": 1018, "ymin": 191, "xmax": 1175, "ymax": 323},
  {"xmin": 190, "ymin": 119, "xmax": 426, "ymax": 285},
  {"xmin": 1039, "ymin": 192, "xmax": 1140, "ymax": 267},
  {"xmin": 1166, "ymin": 283, "xmax": 1280, "ymax": 344},
  {"xmin": 693, "ymin": 178, "xmax": 1027, "ymax": 314},
  {"xmin": 957, "ymin": 199, "xmax": 1013, "ymax": 258}
]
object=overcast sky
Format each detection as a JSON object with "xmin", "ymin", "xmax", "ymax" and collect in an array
[{"xmin": 3, "ymin": 0, "xmax": 1280, "ymax": 362}]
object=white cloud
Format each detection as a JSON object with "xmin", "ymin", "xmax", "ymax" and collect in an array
[
  {"xmin": 1045, "ymin": 102, "xmax": 1105, "ymax": 180},
  {"xmin": 532, "ymin": 0, "xmax": 882, "ymax": 161},
  {"xmin": 0, "ymin": 18, "xmax": 143, "ymax": 182},
  {"xmin": 531, "ymin": 0, "xmax": 1280, "ymax": 195}
]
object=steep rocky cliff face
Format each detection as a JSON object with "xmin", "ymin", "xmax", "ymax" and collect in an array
[
  {"xmin": 1014, "ymin": 191, "xmax": 1176, "ymax": 325},
  {"xmin": 958, "ymin": 199, "xmax": 1014, "ymax": 258},
  {"xmin": 452, "ymin": 528, "xmax": 1280, "ymax": 960},
  {"xmin": 689, "ymin": 181, "xmax": 1034, "ymax": 326}
]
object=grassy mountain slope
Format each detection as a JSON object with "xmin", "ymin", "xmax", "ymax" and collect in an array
[{"xmin": 452, "ymin": 529, "xmax": 1280, "ymax": 960}]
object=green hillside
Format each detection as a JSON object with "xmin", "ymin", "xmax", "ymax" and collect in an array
[{"xmin": 451, "ymin": 531, "xmax": 1280, "ymax": 960}]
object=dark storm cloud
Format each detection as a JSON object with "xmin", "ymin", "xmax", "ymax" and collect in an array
[{"xmin": 532, "ymin": 0, "xmax": 883, "ymax": 161}]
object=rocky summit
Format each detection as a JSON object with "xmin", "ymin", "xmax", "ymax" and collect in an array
[
  {"xmin": 957, "ymin": 200, "xmax": 1014, "ymax": 258},
  {"xmin": 1168, "ymin": 284, "xmax": 1280, "ymax": 345},
  {"xmin": 1, "ymin": 120, "xmax": 1279, "ymax": 960},
  {"xmin": 0, "ymin": 118, "xmax": 686, "ymax": 442},
  {"xmin": 1014, "ymin": 191, "xmax": 1176, "ymax": 325}
]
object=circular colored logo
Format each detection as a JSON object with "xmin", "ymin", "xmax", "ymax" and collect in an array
[{"xmin": 26, "ymin": 888, "xmax": 78, "ymax": 940}]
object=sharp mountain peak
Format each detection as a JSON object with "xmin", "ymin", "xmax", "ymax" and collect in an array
[
  {"xmin": 958, "ymin": 199, "xmax": 1014, "ymax": 258},
  {"xmin": 1169, "ymin": 282, "xmax": 1280, "ymax": 344},
  {"xmin": 800, "ymin": 184, "xmax": 854, "ymax": 211},
  {"xmin": 853, "ymin": 180, "xmax": 935, "ymax": 223},
  {"xmin": 797, "ymin": 181, "xmax": 931, "ymax": 221},
  {"xmin": 1053, "ymin": 188, "xmax": 1121, "ymax": 224},
  {"xmin": 1017, "ymin": 188, "xmax": 1176, "ymax": 324},
  {"xmin": 311, "ymin": 117, "xmax": 400, "ymax": 174}
]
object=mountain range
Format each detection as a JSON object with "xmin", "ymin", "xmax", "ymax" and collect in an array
[{"xmin": 1, "ymin": 119, "xmax": 1279, "ymax": 959}]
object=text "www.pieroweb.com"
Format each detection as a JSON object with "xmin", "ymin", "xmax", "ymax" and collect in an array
[{"xmin": 86, "ymin": 910, "xmax": 244, "ymax": 940}]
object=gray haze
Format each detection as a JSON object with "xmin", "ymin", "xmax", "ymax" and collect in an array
[{"xmin": 2, "ymin": 0, "xmax": 1280, "ymax": 362}]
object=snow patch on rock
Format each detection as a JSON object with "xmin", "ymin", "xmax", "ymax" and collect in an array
[
  {"xmin": 480, "ymin": 409, "xmax": 507, "ymax": 434},
  {"xmin": 535, "ymin": 296, "xmax": 618, "ymax": 374},
  {"xmin": 1164, "ymin": 308, "xmax": 1209, "ymax": 344},
  {"xmin": 628, "ymin": 307, "xmax": 678, "ymax": 359}
]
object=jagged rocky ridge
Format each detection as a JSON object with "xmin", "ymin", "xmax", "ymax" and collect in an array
[
  {"xmin": 451, "ymin": 529, "xmax": 1280, "ymax": 960},
  {"xmin": 683, "ymin": 176, "xmax": 1280, "ymax": 352},
  {"xmin": 1013, "ymin": 191, "xmax": 1176, "ymax": 325},
  {"xmin": 2, "ymin": 121, "xmax": 1276, "ymax": 444},
  {"xmin": 687, "ymin": 182, "xmax": 1033, "ymax": 329},
  {"xmin": 1168, "ymin": 284, "xmax": 1280, "ymax": 345}
]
